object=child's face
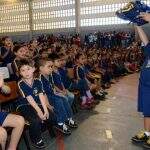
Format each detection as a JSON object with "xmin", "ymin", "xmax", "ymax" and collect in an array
[
  {"xmin": 15, "ymin": 47, "xmax": 27, "ymax": 59},
  {"xmin": 60, "ymin": 58, "xmax": 66, "ymax": 67},
  {"xmin": 78, "ymin": 55, "xmax": 85, "ymax": 65},
  {"xmin": 47, "ymin": 48, "xmax": 52, "ymax": 54},
  {"xmin": 4, "ymin": 38, "xmax": 12, "ymax": 47},
  {"xmin": 20, "ymin": 65, "xmax": 35, "ymax": 79},
  {"xmin": 54, "ymin": 59, "xmax": 61, "ymax": 68},
  {"xmin": 40, "ymin": 61, "xmax": 53, "ymax": 75}
]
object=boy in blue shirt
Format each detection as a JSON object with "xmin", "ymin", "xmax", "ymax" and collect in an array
[
  {"xmin": 38, "ymin": 58, "xmax": 77, "ymax": 134},
  {"xmin": 17, "ymin": 59, "xmax": 55, "ymax": 149},
  {"xmin": 51, "ymin": 54, "xmax": 75, "ymax": 106},
  {"xmin": 58, "ymin": 54, "xmax": 72, "ymax": 90}
]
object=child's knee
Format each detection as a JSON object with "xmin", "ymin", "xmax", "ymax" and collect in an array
[
  {"xmin": 16, "ymin": 116, "xmax": 25, "ymax": 127},
  {"xmin": 0, "ymin": 127, "xmax": 7, "ymax": 142}
]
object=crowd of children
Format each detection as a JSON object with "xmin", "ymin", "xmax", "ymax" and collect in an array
[
  {"xmin": 0, "ymin": 31, "xmax": 143, "ymax": 149},
  {"xmin": 84, "ymin": 31, "xmax": 134, "ymax": 48}
]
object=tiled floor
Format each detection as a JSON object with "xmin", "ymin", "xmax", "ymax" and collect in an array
[{"xmin": 19, "ymin": 73, "xmax": 145, "ymax": 150}]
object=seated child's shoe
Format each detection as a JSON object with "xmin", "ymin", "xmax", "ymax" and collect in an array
[
  {"xmin": 100, "ymin": 89, "xmax": 108, "ymax": 95},
  {"xmin": 86, "ymin": 97, "xmax": 97, "ymax": 106},
  {"xmin": 98, "ymin": 90, "xmax": 108, "ymax": 96},
  {"xmin": 54, "ymin": 124, "xmax": 71, "ymax": 135},
  {"xmin": 32, "ymin": 139, "xmax": 46, "ymax": 149},
  {"xmin": 103, "ymin": 84, "xmax": 111, "ymax": 89},
  {"xmin": 91, "ymin": 97, "xmax": 100, "ymax": 105},
  {"xmin": 93, "ymin": 94, "xmax": 102, "ymax": 101},
  {"xmin": 66, "ymin": 119, "xmax": 78, "ymax": 128},
  {"xmin": 80, "ymin": 103, "xmax": 92, "ymax": 109},
  {"xmin": 132, "ymin": 130, "xmax": 148, "ymax": 143},
  {"xmin": 143, "ymin": 137, "xmax": 150, "ymax": 149},
  {"xmin": 96, "ymin": 91, "xmax": 105, "ymax": 99}
]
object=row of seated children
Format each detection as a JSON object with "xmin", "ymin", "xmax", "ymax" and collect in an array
[
  {"xmin": 0, "ymin": 36, "xmax": 142, "ymax": 94},
  {"xmin": 11, "ymin": 44, "xmax": 107, "ymax": 148},
  {"xmin": 77, "ymin": 43, "xmax": 142, "ymax": 88},
  {"xmin": 14, "ymin": 58, "xmax": 78, "ymax": 148}
]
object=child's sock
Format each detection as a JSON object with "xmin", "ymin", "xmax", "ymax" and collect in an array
[
  {"xmin": 58, "ymin": 123, "xmax": 63, "ymax": 126},
  {"xmin": 86, "ymin": 90, "xmax": 93, "ymax": 99},
  {"xmin": 82, "ymin": 96, "xmax": 87, "ymax": 104}
]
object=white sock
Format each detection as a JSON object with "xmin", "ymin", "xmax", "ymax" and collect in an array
[
  {"xmin": 86, "ymin": 90, "xmax": 93, "ymax": 99},
  {"xmin": 58, "ymin": 123, "xmax": 63, "ymax": 126},
  {"xmin": 82, "ymin": 96, "xmax": 87, "ymax": 104},
  {"xmin": 145, "ymin": 131, "xmax": 150, "ymax": 136}
]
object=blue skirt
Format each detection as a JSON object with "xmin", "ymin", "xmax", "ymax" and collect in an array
[{"xmin": 0, "ymin": 112, "xmax": 8, "ymax": 125}]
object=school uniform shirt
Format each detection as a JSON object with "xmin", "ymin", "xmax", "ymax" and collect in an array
[
  {"xmin": 18, "ymin": 78, "xmax": 44, "ymax": 105},
  {"xmin": 39, "ymin": 74, "xmax": 54, "ymax": 96},
  {"xmin": 52, "ymin": 71, "xmax": 64, "ymax": 90},
  {"xmin": 58, "ymin": 68, "xmax": 71, "ymax": 89},
  {"xmin": 138, "ymin": 43, "xmax": 150, "ymax": 116},
  {"xmin": 1, "ymin": 47, "xmax": 15, "ymax": 66},
  {"xmin": 0, "ymin": 112, "xmax": 8, "ymax": 125},
  {"xmin": 75, "ymin": 66, "xmax": 86, "ymax": 80}
]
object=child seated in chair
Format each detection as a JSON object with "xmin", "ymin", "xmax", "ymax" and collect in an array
[
  {"xmin": 51, "ymin": 53, "xmax": 75, "ymax": 106},
  {"xmin": 74, "ymin": 53, "xmax": 96, "ymax": 109},
  {"xmin": 0, "ymin": 75, "xmax": 25, "ymax": 150},
  {"xmin": 38, "ymin": 58, "xmax": 78, "ymax": 135}
]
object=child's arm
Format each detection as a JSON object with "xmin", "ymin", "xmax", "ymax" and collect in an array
[
  {"xmin": 39, "ymin": 93, "xmax": 50, "ymax": 119},
  {"xmin": 1, "ymin": 49, "xmax": 10, "ymax": 60},
  {"xmin": 139, "ymin": 13, "xmax": 150, "ymax": 23},
  {"xmin": 0, "ymin": 75, "xmax": 4, "ymax": 88},
  {"xmin": 136, "ymin": 26, "xmax": 149, "ymax": 46},
  {"xmin": 26, "ymin": 96, "xmax": 45, "ymax": 120},
  {"xmin": 54, "ymin": 85, "xmax": 67, "ymax": 95},
  {"xmin": 44, "ymin": 94, "xmax": 54, "ymax": 111}
]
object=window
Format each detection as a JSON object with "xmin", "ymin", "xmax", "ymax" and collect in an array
[
  {"xmin": 33, "ymin": 0, "xmax": 75, "ymax": 30},
  {"xmin": 1, "ymin": 14, "xmax": 29, "ymax": 24},
  {"xmin": 1, "ymin": 25, "xmax": 30, "ymax": 33},
  {"xmin": 0, "ymin": 2, "xmax": 29, "ymax": 33},
  {"xmin": 81, "ymin": 17, "xmax": 129, "ymax": 26},
  {"xmin": 80, "ymin": 0, "xmax": 99, "ymax": 3},
  {"xmin": 33, "ymin": 0, "xmax": 75, "ymax": 9},
  {"xmin": 81, "ymin": 3, "xmax": 128, "ymax": 15},
  {"xmin": 34, "ymin": 20, "xmax": 75, "ymax": 30},
  {"xmin": 0, "ymin": 3, "xmax": 28, "ymax": 12},
  {"xmin": 33, "ymin": 9, "xmax": 75, "ymax": 20}
]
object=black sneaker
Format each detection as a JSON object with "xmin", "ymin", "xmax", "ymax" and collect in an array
[
  {"xmin": 96, "ymin": 92, "xmax": 105, "ymax": 100},
  {"xmin": 54, "ymin": 124, "xmax": 71, "ymax": 135},
  {"xmin": 32, "ymin": 139, "xmax": 46, "ymax": 149},
  {"xmin": 131, "ymin": 130, "xmax": 148, "ymax": 143},
  {"xmin": 143, "ymin": 137, "xmax": 150, "ymax": 149},
  {"xmin": 66, "ymin": 120, "xmax": 78, "ymax": 128}
]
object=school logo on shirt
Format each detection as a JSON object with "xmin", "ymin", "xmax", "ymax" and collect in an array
[{"xmin": 33, "ymin": 88, "xmax": 39, "ymax": 96}]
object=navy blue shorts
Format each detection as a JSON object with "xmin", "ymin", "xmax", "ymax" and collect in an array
[{"xmin": 0, "ymin": 112, "xmax": 8, "ymax": 125}]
